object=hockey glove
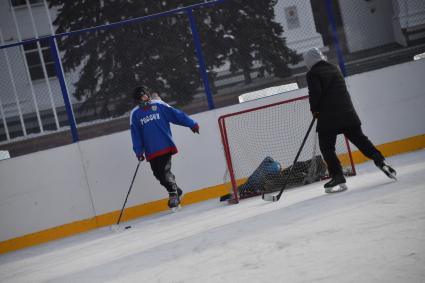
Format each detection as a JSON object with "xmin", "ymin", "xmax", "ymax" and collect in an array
[
  {"xmin": 312, "ymin": 111, "xmax": 320, "ymax": 118},
  {"xmin": 137, "ymin": 154, "xmax": 145, "ymax": 161},
  {"xmin": 191, "ymin": 124, "xmax": 200, "ymax": 134}
]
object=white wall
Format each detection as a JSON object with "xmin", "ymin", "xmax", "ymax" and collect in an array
[
  {"xmin": 392, "ymin": 0, "xmax": 425, "ymax": 28},
  {"xmin": 0, "ymin": 47, "xmax": 64, "ymax": 117},
  {"xmin": 275, "ymin": 0, "xmax": 324, "ymax": 53},
  {"xmin": 346, "ymin": 59, "xmax": 425, "ymax": 146},
  {"xmin": 0, "ymin": 144, "xmax": 95, "ymax": 241},
  {"xmin": 0, "ymin": 2, "xmax": 70, "ymax": 119},
  {"xmin": 0, "ymin": 59, "xmax": 424, "ymax": 242},
  {"xmin": 339, "ymin": 0, "xmax": 395, "ymax": 52},
  {"xmin": 392, "ymin": 0, "xmax": 425, "ymax": 45},
  {"xmin": 0, "ymin": 2, "xmax": 58, "ymax": 41}
]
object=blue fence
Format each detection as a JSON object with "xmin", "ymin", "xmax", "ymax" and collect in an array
[{"xmin": 0, "ymin": 0, "xmax": 424, "ymax": 157}]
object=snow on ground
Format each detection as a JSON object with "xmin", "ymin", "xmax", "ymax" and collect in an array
[{"xmin": 1, "ymin": 149, "xmax": 425, "ymax": 283}]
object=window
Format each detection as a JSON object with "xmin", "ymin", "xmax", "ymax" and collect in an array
[
  {"xmin": 10, "ymin": 0, "xmax": 43, "ymax": 7},
  {"xmin": 23, "ymin": 40, "xmax": 56, "ymax": 81}
]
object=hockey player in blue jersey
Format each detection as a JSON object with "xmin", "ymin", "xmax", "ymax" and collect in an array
[{"xmin": 130, "ymin": 86, "xmax": 199, "ymax": 210}]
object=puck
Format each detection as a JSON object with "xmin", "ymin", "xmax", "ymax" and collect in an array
[{"xmin": 125, "ymin": 226, "xmax": 132, "ymax": 229}]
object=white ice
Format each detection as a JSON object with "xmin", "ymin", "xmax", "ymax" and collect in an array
[{"xmin": 1, "ymin": 150, "xmax": 425, "ymax": 283}]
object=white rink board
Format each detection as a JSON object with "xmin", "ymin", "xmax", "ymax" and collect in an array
[{"xmin": 0, "ymin": 59, "xmax": 424, "ymax": 242}]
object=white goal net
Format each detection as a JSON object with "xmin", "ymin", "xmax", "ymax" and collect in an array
[{"xmin": 219, "ymin": 96, "xmax": 356, "ymax": 203}]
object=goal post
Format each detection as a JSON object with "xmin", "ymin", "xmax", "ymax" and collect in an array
[{"xmin": 218, "ymin": 96, "xmax": 356, "ymax": 203}]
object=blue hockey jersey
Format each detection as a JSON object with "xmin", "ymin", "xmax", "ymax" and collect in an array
[{"xmin": 130, "ymin": 100, "xmax": 198, "ymax": 161}]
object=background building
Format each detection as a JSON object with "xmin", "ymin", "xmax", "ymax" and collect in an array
[{"xmin": 0, "ymin": 0, "xmax": 424, "ymax": 149}]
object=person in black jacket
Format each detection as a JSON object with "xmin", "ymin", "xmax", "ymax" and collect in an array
[{"xmin": 303, "ymin": 48, "xmax": 396, "ymax": 192}]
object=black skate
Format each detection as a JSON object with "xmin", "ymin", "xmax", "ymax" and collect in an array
[
  {"xmin": 324, "ymin": 175, "xmax": 348, "ymax": 193},
  {"xmin": 377, "ymin": 160, "xmax": 397, "ymax": 180},
  {"xmin": 168, "ymin": 188, "xmax": 183, "ymax": 212}
]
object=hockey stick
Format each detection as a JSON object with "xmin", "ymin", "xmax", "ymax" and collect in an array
[
  {"xmin": 262, "ymin": 117, "xmax": 316, "ymax": 202},
  {"xmin": 111, "ymin": 160, "xmax": 141, "ymax": 231}
]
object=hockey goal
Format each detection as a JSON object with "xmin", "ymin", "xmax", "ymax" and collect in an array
[{"xmin": 219, "ymin": 96, "xmax": 356, "ymax": 203}]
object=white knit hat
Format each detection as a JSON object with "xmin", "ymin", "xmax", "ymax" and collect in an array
[{"xmin": 303, "ymin": 47, "xmax": 326, "ymax": 70}]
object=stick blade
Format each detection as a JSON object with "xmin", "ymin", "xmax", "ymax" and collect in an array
[
  {"xmin": 110, "ymin": 224, "xmax": 131, "ymax": 233},
  {"xmin": 262, "ymin": 194, "xmax": 279, "ymax": 202},
  {"xmin": 110, "ymin": 225, "xmax": 124, "ymax": 233}
]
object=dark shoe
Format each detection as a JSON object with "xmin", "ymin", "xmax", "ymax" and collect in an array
[{"xmin": 324, "ymin": 175, "xmax": 346, "ymax": 188}]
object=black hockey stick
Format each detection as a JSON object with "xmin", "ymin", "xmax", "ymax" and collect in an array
[
  {"xmin": 262, "ymin": 117, "xmax": 316, "ymax": 202},
  {"xmin": 116, "ymin": 161, "xmax": 141, "ymax": 226}
]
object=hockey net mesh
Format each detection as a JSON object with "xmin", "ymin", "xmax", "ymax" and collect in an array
[{"xmin": 219, "ymin": 96, "xmax": 355, "ymax": 202}]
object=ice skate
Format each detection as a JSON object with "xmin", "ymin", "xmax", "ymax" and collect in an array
[
  {"xmin": 376, "ymin": 160, "xmax": 397, "ymax": 180},
  {"xmin": 324, "ymin": 175, "xmax": 348, "ymax": 193},
  {"xmin": 168, "ymin": 188, "xmax": 183, "ymax": 212}
]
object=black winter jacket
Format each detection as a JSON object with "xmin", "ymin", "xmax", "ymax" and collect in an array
[{"xmin": 306, "ymin": 61, "xmax": 361, "ymax": 132}]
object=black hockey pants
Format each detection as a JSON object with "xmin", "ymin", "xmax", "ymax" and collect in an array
[
  {"xmin": 318, "ymin": 126, "xmax": 384, "ymax": 177},
  {"xmin": 149, "ymin": 153, "xmax": 180, "ymax": 194}
]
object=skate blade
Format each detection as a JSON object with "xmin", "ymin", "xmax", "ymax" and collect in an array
[
  {"xmin": 110, "ymin": 225, "xmax": 123, "ymax": 232},
  {"xmin": 170, "ymin": 205, "xmax": 182, "ymax": 213},
  {"xmin": 387, "ymin": 173, "xmax": 397, "ymax": 181},
  {"xmin": 325, "ymin": 183, "xmax": 348, "ymax": 193},
  {"xmin": 382, "ymin": 166, "xmax": 397, "ymax": 181}
]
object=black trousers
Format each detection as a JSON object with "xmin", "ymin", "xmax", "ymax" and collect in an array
[
  {"xmin": 318, "ymin": 126, "xmax": 384, "ymax": 177},
  {"xmin": 149, "ymin": 153, "xmax": 180, "ymax": 194}
]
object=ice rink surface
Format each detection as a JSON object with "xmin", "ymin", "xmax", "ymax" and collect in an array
[{"xmin": 1, "ymin": 150, "xmax": 424, "ymax": 283}]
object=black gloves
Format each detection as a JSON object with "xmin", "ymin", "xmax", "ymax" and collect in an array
[{"xmin": 191, "ymin": 124, "xmax": 200, "ymax": 134}]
